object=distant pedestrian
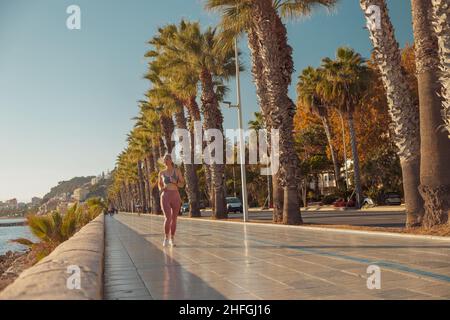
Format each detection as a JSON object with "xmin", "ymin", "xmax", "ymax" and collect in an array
[{"xmin": 158, "ymin": 154, "xmax": 185, "ymax": 248}]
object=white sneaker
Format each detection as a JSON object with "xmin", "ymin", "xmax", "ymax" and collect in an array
[
  {"xmin": 169, "ymin": 239, "xmax": 176, "ymax": 247},
  {"xmin": 163, "ymin": 239, "xmax": 170, "ymax": 247}
]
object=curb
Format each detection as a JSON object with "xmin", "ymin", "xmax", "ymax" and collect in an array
[
  {"xmin": 0, "ymin": 214, "xmax": 105, "ymax": 300},
  {"xmin": 122, "ymin": 212, "xmax": 450, "ymax": 243}
]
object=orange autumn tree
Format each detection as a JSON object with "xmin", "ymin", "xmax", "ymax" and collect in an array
[{"xmin": 295, "ymin": 46, "xmax": 417, "ymax": 203}]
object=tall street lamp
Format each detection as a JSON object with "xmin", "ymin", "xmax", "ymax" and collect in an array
[{"xmin": 222, "ymin": 37, "xmax": 249, "ymax": 223}]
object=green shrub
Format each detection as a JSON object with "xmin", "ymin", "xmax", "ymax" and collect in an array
[{"xmin": 13, "ymin": 197, "xmax": 106, "ymax": 263}]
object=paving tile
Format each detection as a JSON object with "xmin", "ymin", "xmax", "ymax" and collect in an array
[
  {"xmin": 104, "ymin": 283, "xmax": 147, "ymax": 292},
  {"xmin": 118, "ymin": 295, "xmax": 154, "ymax": 300},
  {"xmin": 106, "ymin": 287, "xmax": 151, "ymax": 300},
  {"xmin": 104, "ymin": 214, "xmax": 450, "ymax": 300},
  {"xmin": 250, "ymin": 289, "xmax": 311, "ymax": 300}
]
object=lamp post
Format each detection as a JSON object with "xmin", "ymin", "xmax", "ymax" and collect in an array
[
  {"xmin": 222, "ymin": 37, "xmax": 249, "ymax": 223},
  {"xmin": 338, "ymin": 109, "xmax": 349, "ymax": 189}
]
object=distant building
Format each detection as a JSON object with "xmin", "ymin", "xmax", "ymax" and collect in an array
[
  {"xmin": 91, "ymin": 176, "xmax": 101, "ymax": 186},
  {"xmin": 18, "ymin": 202, "xmax": 27, "ymax": 209},
  {"xmin": 31, "ymin": 197, "xmax": 42, "ymax": 206},
  {"xmin": 309, "ymin": 173, "xmax": 337, "ymax": 196},
  {"xmin": 38, "ymin": 198, "xmax": 59, "ymax": 215},
  {"xmin": 5, "ymin": 199, "xmax": 18, "ymax": 209},
  {"xmin": 322, "ymin": 173, "xmax": 337, "ymax": 189},
  {"xmin": 58, "ymin": 193, "xmax": 70, "ymax": 201},
  {"xmin": 73, "ymin": 188, "xmax": 89, "ymax": 202}
]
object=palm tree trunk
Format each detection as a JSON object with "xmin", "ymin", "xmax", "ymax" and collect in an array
[
  {"xmin": 302, "ymin": 179, "xmax": 308, "ymax": 208},
  {"xmin": 347, "ymin": 114, "xmax": 363, "ymax": 208},
  {"xmin": 143, "ymin": 157, "xmax": 152, "ymax": 213},
  {"xmin": 432, "ymin": 0, "xmax": 450, "ymax": 136},
  {"xmin": 159, "ymin": 137, "xmax": 166, "ymax": 157},
  {"xmin": 360, "ymin": 0, "xmax": 424, "ymax": 226},
  {"xmin": 204, "ymin": 166, "xmax": 213, "ymax": 208},
  {"xmin": 126, "ymin": 182, "xmax": 133, "ymax": 212},
  {"xmin": 174, "ymin": 106, "xmax": 201, "ymax": 217},
  {"xmin": 186, "ymin": 96, "xmax": 211, "ymax": 210},
  {"xmin": 186, "ymin": 96, "xmax": 202, "ymax": 126},
  {"xmin": 122, "ymin": 182, "xmax": 128, "ymax": 212},
  {"xmin": 321, "ymin": 115, "xmax": 342, "ymax": 191},
  {"xmin": 200, "ymin": 69, "xmax": 227, "ymax": 219},
  {"xmin": 137, "ymin": 160, "xmax": 147, "ymax": 213},
  {"xmin": 150, "ymin": 140, "xmax": 162, "ymax": 215},
  {"xmin": 119, "ymin": 188, "xmax": 125, "ymax": 211},
  {"xmin": 153, "ymin": 138, "xmax": 161, "ymax": 169},
  {"xmin": 412, "ymin": 0, "xmax": 450, "ymax": 227},
  {"xmin": 131, "ymin": 183, "xmax": 136, "ymax": 213},
  {"xmin": 200, "ymin": 70, "xmax": 228, "ymax": 219},
  {"xmin": 160, "ymin": 115, "xmax": 175, "ymax": 154},
  {"xmin": 247, "ymin": 28, "xmax": 284, "ymax": 223},
  {"xmin": 251, "ymin": 0, "xmax": 302, "ymax": 225},
  {"xmin": 186, "ymin": 96, "xmax": 214, "ymax": 208}
]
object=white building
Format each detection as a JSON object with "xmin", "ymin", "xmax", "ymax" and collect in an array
[
  {"xmin": 73, "ymin": 188, "xmax": 89, "ymax": 202},
  {"xmin": 91, "ymin": 177, "xmax": 101, "ymax": 186}
]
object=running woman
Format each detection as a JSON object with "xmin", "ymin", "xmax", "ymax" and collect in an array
[{"xmin": 158, "ymin": 154, "xmax": 184, "ymax": 247}]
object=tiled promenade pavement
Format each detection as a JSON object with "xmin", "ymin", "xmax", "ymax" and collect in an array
[{"xmin": 104, "ymin": 214, "xmax": 450, "ymax": 300}]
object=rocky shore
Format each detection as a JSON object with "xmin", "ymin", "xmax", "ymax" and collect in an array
[{"xmin": 0, "ymin": 251, "xmax": 34, "ymax": 292}]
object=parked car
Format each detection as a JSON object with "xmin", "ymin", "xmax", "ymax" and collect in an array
[
  {"xmin": 199, "ymin": 201, "xmax": 207, "ymax": 209},
  {"xmin": 226, "ymin": 197, "xmax": 243, "ymax": 213},
  {"xmin": 383, "ymin": 193, "xmax": 402, "ymax": 206},
  {"xmin": 333, "ymin": 198, "xmax": 356, "ymax": 208},
  {"xmin": 181, "ymin": 203, "xmax": 189, "ymax": 214},
  {"xmin": 361, "ymin": 197, "xmax": 376, "ymax": 209}
]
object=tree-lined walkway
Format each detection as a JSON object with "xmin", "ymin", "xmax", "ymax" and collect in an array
[{"xmin": 104, "ymin": 214, "xmax": 450, "ymax": 300}]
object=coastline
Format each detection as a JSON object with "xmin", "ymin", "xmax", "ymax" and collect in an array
[
  {"xmin": 0, "ymin": 250, "xmax": 34, "ymax": 292},
  {"xmin": 0, "ymin": 218, "xmax": 34, "ymax": 292}
]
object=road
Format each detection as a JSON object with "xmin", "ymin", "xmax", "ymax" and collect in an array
[
  {"xmin": 197, "ymin": 207, "xmax": 406, "ymax": 228},
  {"xmin": 104, "ymin": 214, "xmax": 450, "ymax": 300}
]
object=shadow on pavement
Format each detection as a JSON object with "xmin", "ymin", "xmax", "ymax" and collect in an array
[{"xmin": 105, "ymin": 216, "xmax": 227, "ymax": 300}]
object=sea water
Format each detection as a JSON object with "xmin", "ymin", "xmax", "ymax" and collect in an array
[{"xmin": 0, "ymin": 219, "xmax": 36, "ymax": 255}]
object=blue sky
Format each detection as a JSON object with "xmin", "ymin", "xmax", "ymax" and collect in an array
[{"xmin": 0, "ymin": 0, "xmax": 413, "ymax": 202}]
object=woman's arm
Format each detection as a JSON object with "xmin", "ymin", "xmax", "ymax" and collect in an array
[{"xmin": 158, "ymin": 172, "xmax": 165, "ymax": 191}]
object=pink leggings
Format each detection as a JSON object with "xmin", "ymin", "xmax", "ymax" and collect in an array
[{"xmin": 161, "ymin": 190, "xmax": 182, "ymax": 237}]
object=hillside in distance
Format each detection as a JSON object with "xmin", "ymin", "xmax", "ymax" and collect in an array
[{"xmin": 42, "ymin": 177, "xmax": 94, "ymax": 202}]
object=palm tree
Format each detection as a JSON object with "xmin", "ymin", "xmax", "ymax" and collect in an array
[
  {"xmin": 114, "ymin": 150, "xmax": 140, "ymax": 213},
  {"xmin": 155, "ymin": 21, "xmax": 237, "ymax": 219},
  {"xmin": 297, "ymin": 66, "xmax": 342, "ymax": 192},
  {"xmin": 145, "ymin": 62, "xmax": 202, "ymax": 218},
  {"xmin": 147, "ymin": 24, "xmax": 208, "ymax": 197},
  {"xmin": 249, "ymin": 112, "xmax": 273, "ymax": 208},
  {"xmin": 133, "ymin": 108, "xmax": 165, "ymax": 215},
  {"xmin": 206, "ymin": 0, "xmax": 337, "ymax": 224},
  {"xmin": 248, "ymin": 112, "xmax": 265, "ymax": 132},
  {"xmin": 411, "ymin": 0, "xmax": 450, "ymax": 227},
  {"xmin": 319, "ymin": 47, "xmax": 370, "ymax": 208},
  {"xmin": 431, "ymin": 0, "xmax": 450, "ymax": 137},
  {"xmin": 127, "ymin": 129, "xmax": 149, "ymax": 213},
  {"xmin": 359, "ymin": 0, "xmax": 423, "ymax": 226},
  {"xmin": 144, "ymin": 93, "xmax": 175, "ymax": 155}
]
